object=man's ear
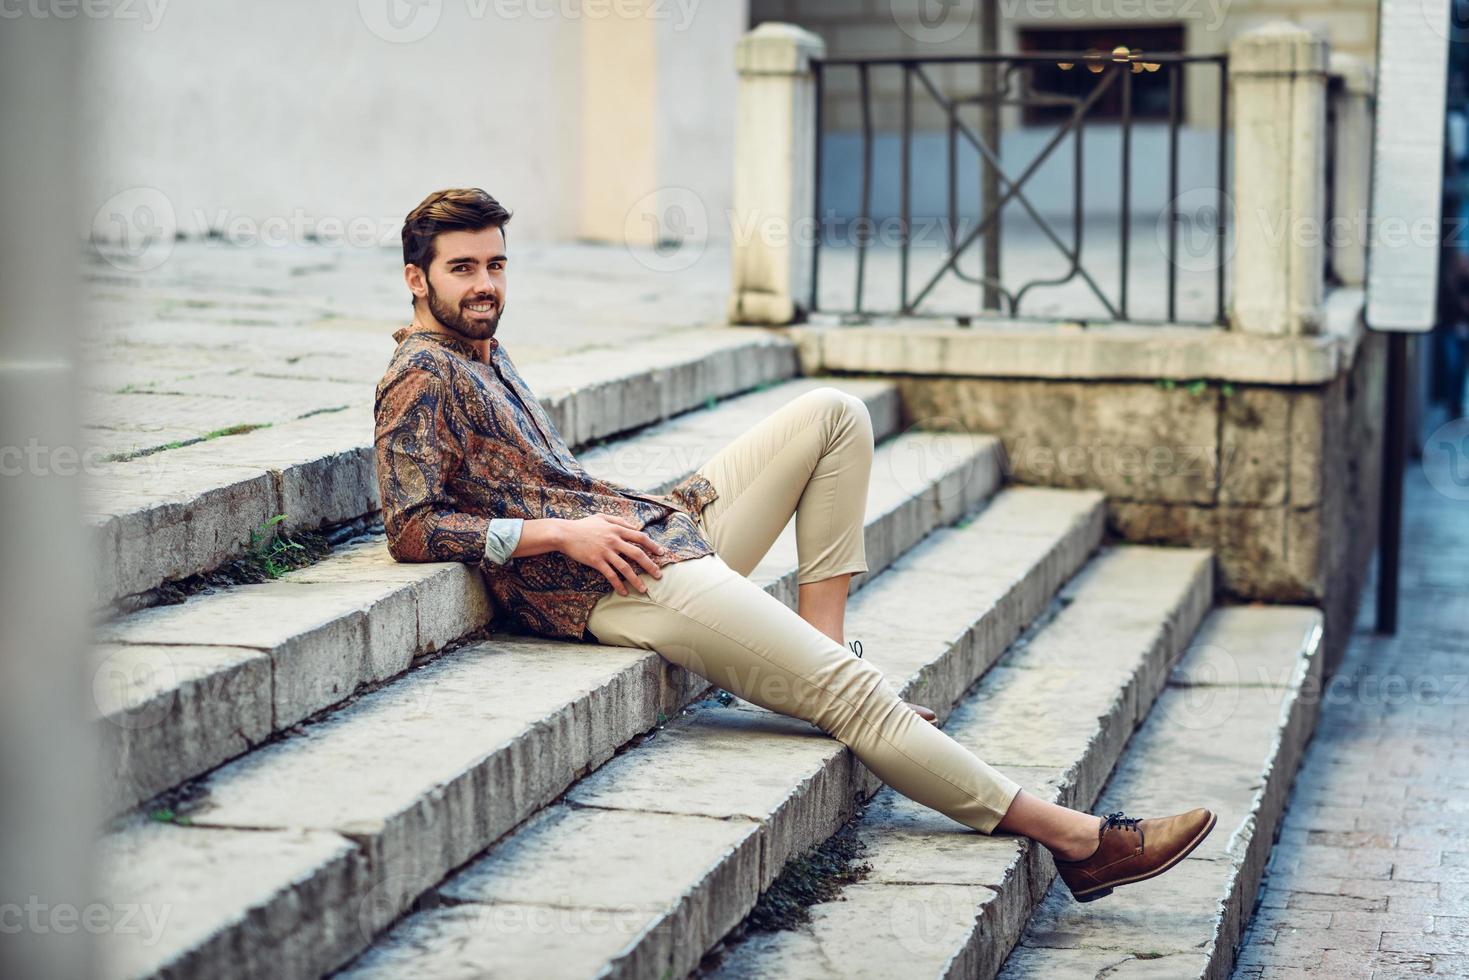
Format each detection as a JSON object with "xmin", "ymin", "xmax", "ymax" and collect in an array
[{"xmin": 404, "ymin": 263, "xmax": 428, "ymax": 301}]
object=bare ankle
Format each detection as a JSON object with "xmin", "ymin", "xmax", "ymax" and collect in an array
[{"xmin": 1052, "ymin": 814, "xmax": 1103, "ymax": 862}]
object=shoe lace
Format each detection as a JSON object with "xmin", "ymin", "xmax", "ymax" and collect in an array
[
  {"xmin": 1101, "ymin": 810, "xmax": 1141, "ymax": 834},
  {"xmin": 848, "ymin": 639, "xmax": 863, "ymax": 659}
]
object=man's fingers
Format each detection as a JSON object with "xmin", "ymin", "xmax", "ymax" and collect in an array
[
  {"xmin": 618, "ymin": 539, "xmax": 661, "ymax": 579},
  {"xmin": 616, "ymin": 525, "xmax": 667, "ymax": 556},
  {"xmin": 605, "ymin": 552, "xmax": 647, "ymax": 594},
  {"xmin": 596, "ymin": 562, "xmax": 628, "ymax": 596}
]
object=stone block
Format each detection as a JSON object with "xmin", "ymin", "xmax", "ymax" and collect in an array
[
  {"xmin": 1221, "ymin": 386, "xmax": 1293, "ymax": 506},
  {"xmin": 91, "ymin": 643, "xmax": 273, "ymax": 815},
  {"xmin": 440, "ymin": 805, "xmax": 763, "ymax": 980},
  {"xmin": 901, "ymin": 378, "xmax": 1219, "ymax": 505}
]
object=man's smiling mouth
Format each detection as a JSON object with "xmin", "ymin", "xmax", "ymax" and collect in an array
[{"xmin": 466, "ymin": 302, "xmax": 495, "ymax": 313}]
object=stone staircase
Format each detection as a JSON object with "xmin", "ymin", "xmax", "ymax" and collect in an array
[
  {"xmin": 700, "ymin": 598, "xmax": 1321, "ymax": 980},
  {"xmin": 90, "ymin": 331, "xmax": 1324, "ymax": 980}
]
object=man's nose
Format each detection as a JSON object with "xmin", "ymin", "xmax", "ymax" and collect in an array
[{"xmin": 471, "ymin": 269, "xmax": 498, "ymax": 296}]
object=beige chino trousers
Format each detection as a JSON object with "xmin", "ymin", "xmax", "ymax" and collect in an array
[{"xmin": 585, "ymin": 386, "xmax": 1023, "ymax": 834}]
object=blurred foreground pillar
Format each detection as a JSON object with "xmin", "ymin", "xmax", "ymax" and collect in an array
[{"xmin": 0, "ymin": 14, "xmax": 96, "ymax": 980}]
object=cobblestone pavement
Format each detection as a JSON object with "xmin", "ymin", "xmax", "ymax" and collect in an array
[{"xmin": 1231, "ymin": 423, "xmax": 1469, "ymax": 978}]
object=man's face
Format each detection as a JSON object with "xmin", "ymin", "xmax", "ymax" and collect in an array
[{"xmin": 412, "ymin": 226, "xmax": 508, "ymax": 341}]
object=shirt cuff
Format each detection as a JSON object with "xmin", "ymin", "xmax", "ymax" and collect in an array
[{"xmin": 483, "ymin": 518, "xmax": 524, "ymax": 566}]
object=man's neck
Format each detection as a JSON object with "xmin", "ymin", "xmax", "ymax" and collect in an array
[{"xmin": 411, "ymin": 313, "xmax": 491, "ymax": 363}]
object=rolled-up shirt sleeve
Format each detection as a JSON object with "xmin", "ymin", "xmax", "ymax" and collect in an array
[
  {"xmin": 483, "ymin": 517, "xmax": 524, "ymax": 566},
  {"xmin": 374, "ymin": 368, "xmax": 493, "ymax": 563}
]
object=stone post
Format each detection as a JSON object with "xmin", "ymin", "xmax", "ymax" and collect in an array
[
  {"xmin": 1228, "ymin": 22, "xmax": 1331, "ymax": 335},
  {"xmin": 728, "ymin": 23, "xmax": 825, "ymax": 326},
  {"xmin": 1328, "ymin": 52, "xmax": 1375, "ymax": 287}
]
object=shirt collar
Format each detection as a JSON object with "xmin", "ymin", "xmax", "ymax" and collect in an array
[{"xmin": 392, "ymin": 326, "xmax": 498, "ymax": 361}]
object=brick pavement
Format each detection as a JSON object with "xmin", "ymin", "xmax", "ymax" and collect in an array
[{"xmin": 1230, "ymin": 419, "xmax": 1469, "ymax": 978}]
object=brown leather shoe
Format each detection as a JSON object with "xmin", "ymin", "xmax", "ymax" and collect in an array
[{"xmin": 1052, "ymin": 807, "xmax": 1218, "ymax": 903}]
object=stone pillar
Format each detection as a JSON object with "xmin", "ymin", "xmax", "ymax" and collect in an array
[
  {"xmin": 1228, "ymin": 23, "xmax": 1330, "ymax": 336},
  {"xmin": 728, "ymin": 22, "xmax": 824, "ymax": 326},
  {"xmin": 1328, "ymin": 53, "xmax": 1375, "ymax": 287}
]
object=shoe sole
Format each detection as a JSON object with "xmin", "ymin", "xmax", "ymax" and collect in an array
[{"xmin": 1068, "ymin": 809, "xmax": 1219, "ymax": 903}]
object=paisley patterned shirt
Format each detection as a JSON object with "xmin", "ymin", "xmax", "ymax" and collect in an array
[{"xmin": 374, "ymin": 326, "xmax": 721, "ymax": 640}]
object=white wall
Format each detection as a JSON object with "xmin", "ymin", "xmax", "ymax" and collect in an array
[{"xmin": 82, "ymin": 0, "xmax": 746, "ymax": 247}]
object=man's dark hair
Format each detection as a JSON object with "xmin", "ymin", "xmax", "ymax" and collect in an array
[{"xmin": 401, "ymin": 189, "xmax": 513, "ymax": 303}]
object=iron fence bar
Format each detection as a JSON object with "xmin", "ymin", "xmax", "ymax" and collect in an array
[
  {"xmin": 947, "ymin": 89, "xmax": 958, "ymax": 252},
  {"xmin": 1167, "ymin": 62, "xmax": 1180, "ymax": 322},
  {"xmin": 981, "ymin": 58, "xmax": 1001, "ymax": 312},
  {"xmin": 901, "ymin": 63, "xmax": 912, "ymax": 312},
  {"xmin": 810, "ymin": 61, "xmax": 824, "ymax": 314},
  {"xmin": 1216, "ymin": 59, "xmax": 1228, "ymax": 324},
  {"xmin": 1120, "ymin": 64, "xmax": 1132, "ymax": 321},
  {"xmin": 856, "ymin": 61, "xmax": 873, "ymax": 314}
]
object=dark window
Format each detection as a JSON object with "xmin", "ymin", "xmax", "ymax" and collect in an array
[{"xmin": 1017, "ymin": 25, "xmax": 1186, "ymax": 125}]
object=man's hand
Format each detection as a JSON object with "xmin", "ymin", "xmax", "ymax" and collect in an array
[{"xmin": 558, "ymin": 514, "xmax": 667, "ymax": 596}]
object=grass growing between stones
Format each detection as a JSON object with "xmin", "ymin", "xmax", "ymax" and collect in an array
[
  {"xmin": 102, "ymin": 421, "xmax": 274, "ymax": 462},
  {"xmin": 141, "ymin": 514, "xmax": 334, "ymax": 608},
  {"xmin": 691, "ymin": 804, "xmax": 875, "ymax": 976}
]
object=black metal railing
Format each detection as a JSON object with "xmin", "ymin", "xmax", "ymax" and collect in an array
[{"xmin": 809, "ymin": 49, "xmax": 1230, "ymax": 326}]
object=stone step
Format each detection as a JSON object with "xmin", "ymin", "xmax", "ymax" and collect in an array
[
  {"xmin": 93, "ymin": 417, "xmax": 1016, "ymax": 980},
  {"xmin": 996, "ymin": 606, "xmax": 1324, "ymax": 979},
  {"xmin": 328, "ymin": 489, "xmax": 1112, "ymax": 980},
  {"xmin": 91, "ymin": 376, "xmax": 903, "ymax": 819},
  {"xmin": 88, "ymin": 328, "xmax": 798, "ymax": 607},
  {"xmin": 694, "ymin": 545, "xmax": 1218, "ymax": 980}
]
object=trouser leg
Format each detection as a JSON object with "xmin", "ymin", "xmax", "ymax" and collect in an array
[
  {"xmin": 585, "ymin": 553, "xmax": 1023, "ymax": 834},
  {"xmin": 689, "ymin": 386, "xmax": 872, "ymax": 584}
]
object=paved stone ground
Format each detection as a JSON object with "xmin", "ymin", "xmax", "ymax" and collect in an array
[
  {"xmin": 1230, "ymin": 413, "xmax": 1469, "ymax": 979},
  {"xmin": 81, "ymin": 238, "xmax": 733, "ymax": 459},
  {"xmin": 81, "ymin": 222, "xmax": 1223, "ymax": 461}
]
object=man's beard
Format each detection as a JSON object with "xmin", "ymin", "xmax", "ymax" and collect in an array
[{"xmin": 426, "ymin": 278, "xmax": 502, "ymax": 340}]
